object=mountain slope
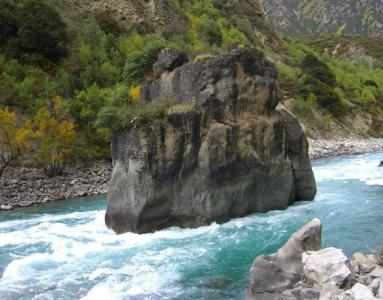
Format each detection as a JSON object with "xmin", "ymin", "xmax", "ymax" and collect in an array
[
  {"xmin": 0, "ymin": 0, "xmax": 382, "ymax": 179},
  {"xmin": 260, "ymin": 0, "xmax": 383, "ymax": 36}
]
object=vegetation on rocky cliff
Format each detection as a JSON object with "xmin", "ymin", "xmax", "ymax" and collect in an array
[
  {"xmin": 0, "ymin": 0, "xmax": 382, "ymax": 176},
  {"xmin": 277, "ymin": 36, "xmax": 383, "ymax": 137}
]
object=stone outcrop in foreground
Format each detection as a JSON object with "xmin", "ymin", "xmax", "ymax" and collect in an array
[
  {"xmin": 246, "ymin": 219, "xmax": 383, "ymax": 300},
  {"xmin": 105, "ymin": 48, "xmax": 316, "ymax": 234}
]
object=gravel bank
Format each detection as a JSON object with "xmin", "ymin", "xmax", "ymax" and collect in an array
[
  {"xmin": 309, "ymin": 138, "xmax": 383, "ymax": 159},
  {"xmin": 1, "ymin": 138, "xmax": 382, "ymax": 210},
  {"xmin": 0, "ymin": 162, "xmax": 112, "ymax": 210}
]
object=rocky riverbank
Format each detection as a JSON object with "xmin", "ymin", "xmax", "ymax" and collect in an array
[
  {"xmin": 0, "ymin": 137, "xmax": 382, "ymax": 211},
  {"xmin": 0, "ymin": 162, "xmax": 112, "ymax": 210},
  {"xmin": 246, "ymin": 219, "xmax": 383, "ymax": 300},
  {"xmin": 309, "ymin": 138, "xmax": 383, "ymax": 159}
]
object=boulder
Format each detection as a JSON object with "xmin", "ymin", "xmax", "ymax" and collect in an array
[
  {"xmin": 351, "ymin": 252, "xmax": 376, "ymax": 274},
  {"xmin": 0, "ymin": 204, "xmax": 13, "ymax": 210},
  {"xmin": 292, "ymin": 286, "xmax": 320, "ymax": 300},
  {"xmin": 105, "ymin": 48, "xmax": 317, "ymax": 234},
  {"xmin": 153, "ymin": 48, "xmax": 188, "ymax": 74},
  {"xmin": 246, "ymin": 219, "xmax": 322, "ymax": 299},
  {"xmin": 368, "ymin": 278, "xmax": 380, "ymax": 295},
  {"xmin": 302, "ymin": 247, "xmax": 352, "ymax": 287},
  {"xmin": 379, "ymin": 160, "xmax": 383, "ymax": 167},
  {"xmin": 347, "ymin": 283, "xmax": 378, "ymax": 300},
  {"xmin": 319, "ymin": 283, "xmax": 345, "ymax": 300},
  {"xmin": 378, "ymin": 277, "xmax": 383, "ymax": 298},
  {"xmin": 370, "ymin": 266, "xmax": 383, "ymax": 278}
]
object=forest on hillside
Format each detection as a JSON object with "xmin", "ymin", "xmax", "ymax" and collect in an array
[{"xmin": 1, "ymin": 0, "xmax": 382, "ymax": 178}]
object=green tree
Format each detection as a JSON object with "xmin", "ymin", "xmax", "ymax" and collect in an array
[
  {"xmin": 16, "ymin": 0, "xmax": 68, "ymax": 61},
  {"xmin": 0, "ymin": 1, "xmax": 18, "ymax": 44},
  {"xmin": 301, "ymin": 53, "xmax": 336, "ymax": 87},
  {"xmin": 122, "ymin": 36, "xmax": 165, "ymax": 86}
]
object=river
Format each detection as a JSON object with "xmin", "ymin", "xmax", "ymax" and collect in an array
[{"xmin": 0, "ymin": 151, "xmax": 382, "ymax": 300}]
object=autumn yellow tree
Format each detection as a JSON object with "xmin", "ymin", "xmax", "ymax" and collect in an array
[
  {"xmin": 0, "ymin": 108, "xmax": 33, "ymax": 178},
  {"xmin": 33, "ymin": 96, "xmax": 76, "ymax": 177}
]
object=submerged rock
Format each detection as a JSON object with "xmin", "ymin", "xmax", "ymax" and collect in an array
[{"xmin": 105, "ymin": 48, "xmax": 316, "ymax": 234}]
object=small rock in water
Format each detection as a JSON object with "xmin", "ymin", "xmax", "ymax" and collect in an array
[
  {"xmin": 0, "ymin": 204, "xmax": 12, "ymax": 210},
  {"xmin": 379, "ymin": 160, "xmax": 383, "ymax": 167},
  {"xmin": 203, "ymin": 277, "xmax": 230, "ymax": 289}
]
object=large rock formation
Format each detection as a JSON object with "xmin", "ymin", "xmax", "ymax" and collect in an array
[{"xmin": 105, "ymin": 48, "xmax": 316, "ymax": 234}]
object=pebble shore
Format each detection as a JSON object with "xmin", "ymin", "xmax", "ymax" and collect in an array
[
  {"xmin": 1, "ymin": 138, "xmax": 382, "ymax": 210},
  {"xmin": 0, "ymin": 162, "xmax": 112, "ymax": 210},
  {"xmin": 309, "ymin": 137, "xmax": 383, "ymax": 159}
]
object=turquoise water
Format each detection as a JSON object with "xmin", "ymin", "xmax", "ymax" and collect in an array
[{"xmin": 0, "ymin": 152, "xmax": 382, "ymax": 300}]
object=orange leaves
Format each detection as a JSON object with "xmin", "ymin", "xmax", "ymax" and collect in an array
[{"xmin": 0, "ymin": 108, "xmax": 34, "ymax": 177}]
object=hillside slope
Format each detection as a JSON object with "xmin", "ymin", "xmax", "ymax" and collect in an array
[
  {"xmin": 0, "ymin": 0, "xmax": 382, "ymax": 179},
  {"xmin": 260, "ymin": 0, "xmax": 383, "ymax": 37}
]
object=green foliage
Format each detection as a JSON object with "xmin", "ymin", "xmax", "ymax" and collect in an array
[
  {"xmin": 0, "ymin": 0, "xmax": 18, "ymax": 44},
  {"xmin": 276, "ymin": 63, "xmax": 300, "ymax": 92},
  {"xmin": 0, "ymin": 18, "xmax": 126, "ymax": 164},
  {"xmin": 0, "ymin": 107, "xmax": 34, "ymax": 177},
  {"xmin": 1, "ymin": 0, "xmax": 68, "ymax": 61},
  {"xmin": 217, "ymin": 18, "xmax": 247, "ymax": 48},
  {"xmin": 301, "ymin": 53, "xmax": 336, "ymax": 87},
  {"xmin": 72, "ymin": 21, "xmax": 124, "ymax": 89},
  {"xmin": 118, "ymin": 100, "xmax": 171, "ymax": 127},
  {"xmin": 303, "ymin": 76, "xmax": 346, "ymax": 116},
  {"xmin": 95, "ymin": 12, "xmax": 122, "ymax": 36},
  {"xmin": 280, "ymin": 37, "xmax": 350, "ymax": 116},
  {"xmin": 1, "ymin": 0, "xmax": 382, "ymax": 170},
  {"xmin": 122, "ymin": 35, "xmax": 165, "ymax": 86},
  {"xmin": 291, "ymin": 98, "xmax": 314, "ymax": 121},
  {"xmin": 165, "ymin": 0, "xmax": 248, "ymax": 54},
  {"xmin": 322, "ymin": 54, "xmax": 383, "ymax": 106},
  {"xmin": 98, "ymin": 97, "xmax": 171, "ymax": 130},
  {"xmin": 280, "ymin": 35, "xmax": 311, "ymax": 64},
  {"xmin": 32, "ymin": 97, "xmax": 76, "ymax": 176}
]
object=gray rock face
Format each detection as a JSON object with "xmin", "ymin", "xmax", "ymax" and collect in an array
[
  {"xmin": 246, "ymin": 219, "xmax": 322, "ymax": 299},
  {"xmin": 105, "ymin": 48, "xmax": 317, "ymax": 234},
  {"xmin": 153, "ymin": 48, "xmax": 188, "ymax": 74}
]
